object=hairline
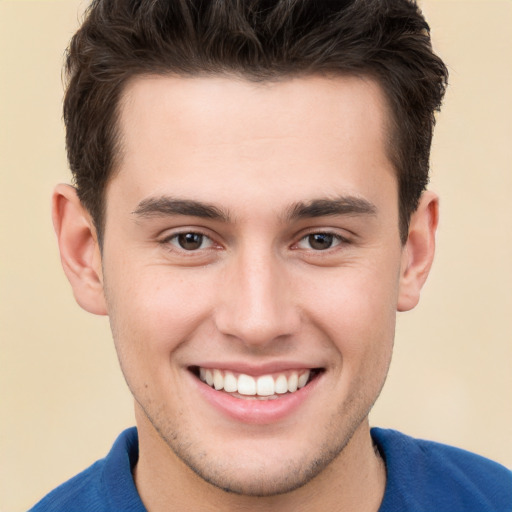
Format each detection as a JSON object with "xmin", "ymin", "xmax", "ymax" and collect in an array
[{"xmin": 94, "ymin": 69, "xmax": 407, "ymax": 250}]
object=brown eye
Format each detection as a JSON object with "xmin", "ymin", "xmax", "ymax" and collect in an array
[
  {"xmin": 174, "ymin": 233, "xmax": 207, "ymax": 250},
  {"xmin": 307, "ymin": 233, "xmax": 335, "ymax": 250}
]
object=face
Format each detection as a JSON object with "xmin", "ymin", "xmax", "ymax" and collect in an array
[{"xmin": 101, "ymin": 75, "xmax": 403, "ymax": 495}]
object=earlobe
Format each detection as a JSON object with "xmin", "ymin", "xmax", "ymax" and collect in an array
[
  {"xmin": 397, "ymin": 191, "xmax": 439, "ymax": 312},
  {"xmin": 52, "ymin": 184, "xmax": 107, "ymax": 315}
]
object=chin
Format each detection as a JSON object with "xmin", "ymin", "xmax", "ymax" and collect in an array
[
  {"xmin": 162, "ymin": 421, "xmax": 359, "ymax": 498},
  {"xmin": 181, "ymin": 452, "xmax": 331, "ymax": 497}
]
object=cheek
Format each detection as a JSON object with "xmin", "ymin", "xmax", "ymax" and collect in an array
[
  {"xmin": 104, "ymin": 265, "xmax": 216, "ymax": 367},
  {"xmin": 301, "ymin": 263, "xmax": 399, "ymax": 365}
]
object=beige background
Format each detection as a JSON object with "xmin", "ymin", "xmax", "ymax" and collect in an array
[{"xmin": 1, "ymin": 1, "xmax": 511, "ymax": 511}]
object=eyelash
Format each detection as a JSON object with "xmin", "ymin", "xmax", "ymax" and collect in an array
[
  {"xmin": 294, "ymin": 231, "xmax": 349, "ymax": 251},
  {"xmin": 160, "ymin": 230, "xmax": 217, "ymax": 252},
  {"xmin": 159, "ymin": 229, "xmax": 351, "ymax": 254}
]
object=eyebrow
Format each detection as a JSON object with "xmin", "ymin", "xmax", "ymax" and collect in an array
[
  {"xmin": 132, "ymin": 194, "xmax": 377, "ymax": 223},
  {"xmin": 285, "ymin": 196, "xmax": 377, "ymax": 221},
  {"xmin": 132, "ymin": 196, "xmax": 231, "ymax": 222}
]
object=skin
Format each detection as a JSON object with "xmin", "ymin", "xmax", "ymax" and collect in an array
[{"xmin": 53, "ymin": 75, "xmax": 438, "ymax": 511}]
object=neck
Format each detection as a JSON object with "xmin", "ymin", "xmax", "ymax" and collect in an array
[{"xmin": 133, "ymin": 411, "xmax": 386, "ymax": 512}]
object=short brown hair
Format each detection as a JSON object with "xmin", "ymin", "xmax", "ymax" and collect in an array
[{"xmin": 64, "ymin": 0, "xmax": 448, "ymax": 245}]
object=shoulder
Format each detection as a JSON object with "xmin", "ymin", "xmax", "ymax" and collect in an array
[
  {"xmin": 372, "ymin": 428, "xmax": 512, "ymax": 512},
  {"xmin": 28, "ymin": 459, "xmax": 107, "ymax": 512},
  {"xmin": 28, "ymin": 428, "xmax": 144, "ymax": 512}
]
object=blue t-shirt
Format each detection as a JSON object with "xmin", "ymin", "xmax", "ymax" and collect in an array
[{"xmin": 29, "ymin": 427, "xmax": 512, "ymax": 511}]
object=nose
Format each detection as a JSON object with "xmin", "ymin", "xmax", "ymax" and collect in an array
[{"xmin": 214, "ymin": 246, "xmax": 301, "ymax": 349}]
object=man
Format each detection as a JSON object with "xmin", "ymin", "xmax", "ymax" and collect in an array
[{"xmin": 30, "ymin": 0, "xmax": 512, "ymax": 510}]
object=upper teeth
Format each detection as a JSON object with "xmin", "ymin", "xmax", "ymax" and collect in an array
[{"xmin": 199, "ymin": 368, "xmax": 311, "ymax": 396}]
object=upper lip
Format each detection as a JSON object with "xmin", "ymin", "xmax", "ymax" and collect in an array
[{"xmin": 189, "ymin": 361, "xmax": 323, "ymax": 376}]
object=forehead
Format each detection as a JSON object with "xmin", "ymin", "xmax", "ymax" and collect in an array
[
  {"xmin": 118, "ymin": 73, "xmax": 390, "ymax": 148},
  {"xmin": 110, "ymin": 74, "xmax": 396, "ymax": 213}
]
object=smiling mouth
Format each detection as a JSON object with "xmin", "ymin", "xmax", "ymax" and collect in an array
[{"xmin": 190, "ymin": 367, "xmax": 323, "ymax": 400}]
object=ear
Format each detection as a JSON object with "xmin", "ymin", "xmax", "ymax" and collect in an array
[
  {"xmin": 52, "ymin": 184, "xmax": 107, "ymax": 315},
  {"xmin": 397, "ymin": 191, "xmax": 439, "ymax": 312}
]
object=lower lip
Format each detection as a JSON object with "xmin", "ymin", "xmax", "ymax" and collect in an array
[{"xmin": 193, "ymin": 372, "xmax": 321, "ymax": 425}]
